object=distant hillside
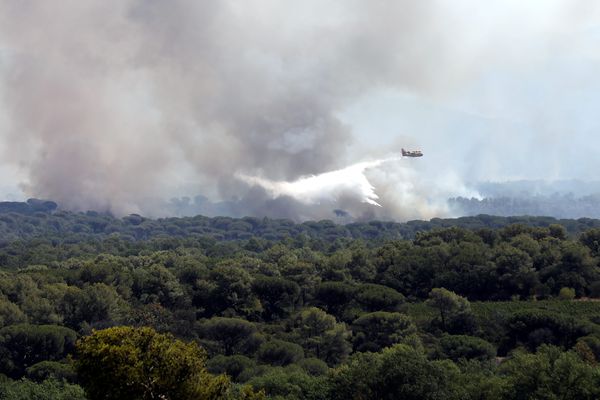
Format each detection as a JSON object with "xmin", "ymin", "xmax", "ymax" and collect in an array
[
  {"xmin": 1, "ymin": 199, "xmax": 600, "ymax": 243},
  {"xmin": 450, "ymin": 194, "xmax": 600, "ymax": 219},
  {"xmin": 0, "ymin": 198, "xmax": 57, "ymax": 214},
  {"xmin": 451, "ymin": 180, "xmax": 600, "ymax": 219}
]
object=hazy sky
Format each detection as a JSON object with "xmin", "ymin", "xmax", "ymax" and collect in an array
[
  {"xmin": 342, "ymin": 1, "xmax": 600, "ymax": 181},
  {"xmin": 0, "ymin": 0, "xmax": 599, "ymax": 219}
]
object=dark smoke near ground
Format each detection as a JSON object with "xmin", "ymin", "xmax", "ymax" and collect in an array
[
  {"xmin": 164, "ymin": 192, "xmax": 375, "ymax": 222},
  {"xmin": 165, "ymin": 180, "xmax": 600, "ymax": 221}
]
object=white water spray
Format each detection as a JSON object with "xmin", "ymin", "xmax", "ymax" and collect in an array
[{"xmin": 236, "ymin": 157, "xmax": 402, "ymax": 207}]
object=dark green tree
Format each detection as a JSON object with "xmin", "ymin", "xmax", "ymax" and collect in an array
[
  {"xmin": 328, "ymin": 344, "xmax": 464, "ymax": 400},
  {"xmin": 501, "ymin": 345, "xmax": 600, "ymax": 400},
  {"xmin": 197, "ymin": 317, "xmax": 262, "ymax": 356},
  {"xmin": 426, "ymin": 288, "xmax": 475, "ymax": 333},
  {"xmin": 252, "ymin": 275, "xmax": 300, "ymax": 320},
  {"xmin": 291, "ymin": 307, "xmax": 351, "ymax": 365},
  {"xmin": 436, "ymin": 335, "xmax": 496, "ymax": 362},
  {"xmin": 257, "ymin": 339, "xmax": 304, "ymax": 366},
  {"xmin": 0, "ymin": 324, "xmax": 77, "ymax": 378},
  {"xmin": 352, "ymin": 312, "xmax": 417, "ymax": 352}
]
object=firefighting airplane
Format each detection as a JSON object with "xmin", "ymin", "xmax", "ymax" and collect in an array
[{"xmin": 401, "ymin": 148, "xmax": 423, "ymax": 157}]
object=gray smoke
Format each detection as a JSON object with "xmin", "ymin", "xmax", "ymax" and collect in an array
[{"xmin": 0, "ymin": 1, "xmax": 599, "ymax": 220}]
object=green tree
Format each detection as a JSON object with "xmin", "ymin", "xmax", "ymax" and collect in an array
[
  {"xmin": 257, "ymin": 339, "xmax": 304, "ymax": 367},
  {"xmin": 75, "ymin": 326, "xmax": 231, "ymax": 400},
  {"xmin": 0, "ymin": 378, "xmax": 86, "ymax": 400},
  {"xmin": 132, "ymin": 264, "xmax": 186, "ymax": 308},
  {"xmin": 0, "ymin": 298, "xmax": 27, "ymax": 328},
  {"xmin": 197, "ymin": 317, "xmax": 262, "ymax": 356},
  {"xmin": 579, "ymin": 228, "xmax": 600, "ymax": 256},
  {"xmin": 314, "ymin": 282, "xmax": 355, "ymax": 317},
  {"xmin": 199, "ymin": 266, "xmax": 258, "ymax": 317},
  {"xmin": 500, "ymin": 345, "xmax": 600, "ymax": 400},
  {"xmin": 59, "ymin": 283, "xmax": 126, "ymax": 329},
  {"xmin": 206, "ymin": 355, "xmax": 256, "ymax": 382},
  {"xmin": 297, "ymin": 358, "xmax": 329, "ymax": 376},
  {"xmin": 247, "ymin": 367, "xmax": 327, "ymax": 400},
  {"xmin": 354, "ymin": 283, "xmax": 405, "ymax": 313},
  {"xmin": 548, "ymin": 224, "xmax": 567, "ymax": 240},
  {"xmin": 328, "ymin": 344, "xmax": 464, "ymax": 400},
  {"xmin": 558, "ymin": 287, "xmax": 576, "ymax": 300},
  {"xmin": 0, "ymin": 324, "xmax": 77, "ymax": 379},
  {"xmin": 352, "ymin": 312, "xmax": 417, "ymax": 352},
  {"xmin": 252, "ymin": 275, "xmax": 300, "ymax": 321},
  {"xmin": 554, "ymin": 242, "xmax": 598, "ymax": 296},
  {"xmin": 76, "ymin": 254, "xmax": 134, "ymax": 298},
  {"xmin": 577, "ymin": 335, "xmax": 600, "ymax": 362},
  {"xmin": 433, "ymin": 241, "xmax": 494, "ymax": 301},
  {"xmin": 426, "ymin": 288, "xmax": 473, "ymax": 332},
  {"xmin": 26, "ymin": 360, "xmax": 77, "ymax": 383},
  {"xmin": 503, "ymin": 310, "xmax": 591, "ymax": 352},
  {"xmin": 493, "ymin": 243, "xmax": 538, "ymax": 299},
  {"xmin": 436, "ymin": 335, "xmax": 496, "ymax": 362},
  {"xmin": 291, "ymin": 307, "xmax": 351, "ymax": 365}
]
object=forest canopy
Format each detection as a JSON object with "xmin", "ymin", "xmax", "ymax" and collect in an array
[{"xmin": 1, "ymin": 201, "xmax": 600, "ymax": 399}]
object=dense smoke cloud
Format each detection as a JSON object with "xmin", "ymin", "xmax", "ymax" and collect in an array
[{"xmin": 0, "ymin": 1, "xmax": 599, "ymax": 220}]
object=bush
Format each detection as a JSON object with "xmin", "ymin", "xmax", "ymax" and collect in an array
[
  {"xmin": 247, "ymin": 367, "xmax": 327, "ymax": 400},
  {"xmin": 558, "ymin": 287, "xmax": 576, "ymax": 300},
  {"xmin": 0, "ymin": 378, "xmax": 86, "ymax": 400}
]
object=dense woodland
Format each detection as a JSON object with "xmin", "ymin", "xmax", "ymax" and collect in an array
[{"xmin": 2, "ymin": 201, "xmax": 600, "ymax": 399}]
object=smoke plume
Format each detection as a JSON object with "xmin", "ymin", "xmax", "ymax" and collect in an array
[{"xmin": 0, "ymin": 1, "xmax": 598, "ymax": 220}]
